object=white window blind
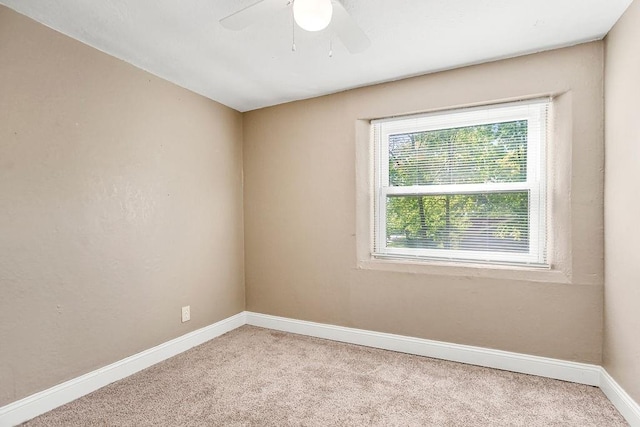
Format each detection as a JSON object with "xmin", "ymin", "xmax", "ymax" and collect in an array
[{"xmin": 372, "ymin": 99, "xmax": 549, "ymax": 266}]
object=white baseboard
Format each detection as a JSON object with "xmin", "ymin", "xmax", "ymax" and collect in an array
[
  {"xmin": 3, "ymin": 311, "xmax": 638, "ymax": 427},
  {"xmin": 245, "ymin": 312, "xmax": 602, "ymax": 386},
  {"xmin": 600, "ymin": 368, "xmax": 640, "ymax": 427},
  {"xmin": 0, "ymin": 312, "xmax": 246, "ymax": 427},
  {"xmin": 246, "ymin": 312, "xmax": 640, "ymax": 426}
]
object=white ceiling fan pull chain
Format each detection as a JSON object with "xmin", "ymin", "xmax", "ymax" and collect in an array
[{"xmin": 290, "ymin": 1, "xmax": 297, "ymax": 51}]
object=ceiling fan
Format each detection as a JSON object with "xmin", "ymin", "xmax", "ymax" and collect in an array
[{"xmin": 219, "ymin": 0, "xmax": 371, "ymax": 54}]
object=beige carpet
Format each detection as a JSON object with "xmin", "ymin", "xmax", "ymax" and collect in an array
[{"xmin": 23, "ymin": 325, "xmax": 627, "ymax": 426}]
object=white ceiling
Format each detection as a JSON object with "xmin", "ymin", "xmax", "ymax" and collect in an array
[{"xmin": 1, "ymin": 0, "xmax": 632, "ymax": 112}]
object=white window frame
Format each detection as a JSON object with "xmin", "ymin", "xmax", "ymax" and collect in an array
[{"xmin": 372, "ymin": 99, "xmax": 549, "ymax": 266}]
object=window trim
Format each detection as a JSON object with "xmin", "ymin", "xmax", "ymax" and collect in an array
[{"xmin": 372, "ymin": 99, "xmax": 549, "ymax": 267}]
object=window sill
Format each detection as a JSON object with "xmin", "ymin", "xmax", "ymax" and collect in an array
[{"xmin": 357, "ymin": 256, "xmax": 571, "ymax": 284}]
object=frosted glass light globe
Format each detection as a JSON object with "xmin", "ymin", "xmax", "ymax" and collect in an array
[{"xmin": 293, "ymin": 0, "xmax": 333, "ymax": 32}]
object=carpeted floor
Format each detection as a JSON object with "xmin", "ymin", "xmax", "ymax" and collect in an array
[{"xmin": 23, "ymin": 325, "xmax": 627, "ymax": 426}]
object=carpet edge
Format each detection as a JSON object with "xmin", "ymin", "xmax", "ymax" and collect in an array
[
  {"xmin": 245, "ymin": 312, "xmax": 602, "ymax": 385},
  {"xmin": 600, "ymin": 368, "xmax": 640, "ymax": 427},
  {"xmin": 246, "ymin": 312, "xmax": 638, "ymax": 426},
  {"xmin": 3, "ymin": 312, "xmax": 638, "ymax": 427},
  {"xmin": 0, "ymin": 312, "xmax": 247, "ymax": 427}
]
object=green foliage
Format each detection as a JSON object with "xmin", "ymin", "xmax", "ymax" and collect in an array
[{"xmin": 386, "ymin": 121, "xmax": 530, "ymax": 253}]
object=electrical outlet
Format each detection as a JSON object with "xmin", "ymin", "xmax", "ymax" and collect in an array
[{"xmin": 181, "ymin": 305, "xmax": 191, "ymax": 323}]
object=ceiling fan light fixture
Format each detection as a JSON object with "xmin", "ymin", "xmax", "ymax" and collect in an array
[{"xmin": 293, "ymin": 0, "xmax": 333, "ymax": 32}]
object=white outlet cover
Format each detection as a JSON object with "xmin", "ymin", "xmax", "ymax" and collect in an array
[{"xmin": 181, "ymin": 306, "xmax": 190, "ymax": 323}]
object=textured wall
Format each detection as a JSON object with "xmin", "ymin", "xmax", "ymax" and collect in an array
[
  {"xmin": 604, "ymin": 0, "xmax": 640, "ymax": 404},
  {"xmin": 0, "ymin": 7, "xmax": 244, "ymax": 406},
  {"xmin": 244, "ymin": 42, "xmax": 605, "ymax": 364}
]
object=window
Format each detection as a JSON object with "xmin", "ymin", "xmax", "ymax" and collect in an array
[{"xmin": 372, "ymin": 99, "xmax": 549, "ymax": 266}]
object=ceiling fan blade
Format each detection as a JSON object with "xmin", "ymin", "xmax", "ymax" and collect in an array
[
  {"xmin": 331, "ymin": 0, "xmax": 371, "ymax": 54},
  {"xmin": 220, "ymin": 0, "xmax": 286, "ymax": 31}
]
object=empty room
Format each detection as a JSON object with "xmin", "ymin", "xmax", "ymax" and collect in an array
[{"xmin": 1, "ymin": 0, "xmax": 639, "ymax": 425}]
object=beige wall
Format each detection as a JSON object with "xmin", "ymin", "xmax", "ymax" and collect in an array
[
  {"xmin": 244, "ymin": 42, "xmax": 605, "ymax": 363},
  {"xmin": 604, "ymin": 0, "xmax": 640, "ymax": 404},
  {"xmin": 0, "ymin": 7, "xmax": 245, "ymax": 406}
]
